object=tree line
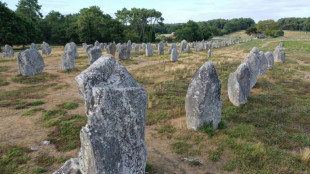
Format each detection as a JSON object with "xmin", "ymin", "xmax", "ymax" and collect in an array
[{"xmin": 1, "ymin": 0, "xmax": 309, "ymax": 46}]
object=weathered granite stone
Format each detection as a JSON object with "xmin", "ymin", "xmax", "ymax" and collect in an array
[
  {"xmin": 17, "ymin": 49, "xmax": 45, "ymax": 76},
  {"xmin": 180, "ymin": 40, "xmax": 187, "ymax": 53},
  {"xmin": 65, "ymin": 42, "xmax": 79, "ymax": 58},
  {"xmin": 62, "ymin": 51, "xmax": 75, "ymax": 70},
  {"xmin": 106, "ymin": 43, "xmax": 116, "ymax": 56},
  {"xmin": 279, "ymin": 41, "xmax": 284, "ymax": 47},
  {"xmin": 258, "ymin": 51, "xmax": 268, "ymax": 76},
  {"xmin": 185, "ymin": 61, "xmax": 222, "ymax": 130},
  {"xmin": 118, "ymin": 44, "xmax": 130, "ymax": 60},
  {"xmin": 135, "ymin": 44, "xmax": 139, "ymax": 52},
  {"xmin": 208, "ymin": 49, "xmax": 211, "ymax": 58},
  {"xmin": 184, "ymin": 45, "xmax": 191, "ymax": 53},
  {"xmin": 264, "ymin": 52, "xmax": 274, "ymax": 69},
  {"xmin": 82, "ymin": 43, "xmax": 87, "ymax": 50},
  {"xmin": 145, "ymin": 43, "xmax": 153, "ymax": 56},
  {"xmin": 127, "ymin": 40, "xmax": 132, "ymax": 52},
  {"xmin": 228, "ymin": 63, "xmax": 251, "ymax": 106},
  {"xmin": 53, "ymin": 158, "xmax": 81, "ymax": 174},
  {"xmin": 170, "ymin": 48, "xmax": 178, "ymax": 62},
  {"xmin": 87, "ymin": 46, "xmax": 102, "ymax": 65},
  {"xmin": 41, "ymin": 42, "xmax": 52, "ymax": 55},
  {"xmin": 2, "ymin": 44, "xmax": 14, "ymax": 58},
  {"xmin": 30, "ymin": 43, "xmax": 39, "ymax": 50},
  {"xmin": 98, "ymin": 43, "xmax": 104, "ymax": 51},
  {"xmin": 142, "ymin": 43, "xmax": 146, "ymax": 50},
  {"xmin": 273, "ymin": 46, "xmax": 285, "ymax": 63},
  {"xmin": 242, "ymin": 47, "xmax": 261, "ymax": 88},
  {"xmin": 75, "ymin": 55, "xmax": 147, "ymax": 174},
  {"xmin": 94, "ymin": 40, "xmax": 99, "ymax": 46},
  {"xmin": 158, "ymin": 42, "xmax": 164, "ymax": 55}
]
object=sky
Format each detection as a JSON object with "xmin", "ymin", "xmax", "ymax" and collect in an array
[{"xmin": 2, "ymin": 0, "xmax": 310, "ymax": 23}]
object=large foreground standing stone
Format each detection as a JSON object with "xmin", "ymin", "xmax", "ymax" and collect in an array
[
  {"xmin": 2, "ymin": 44, "xmax": 14, "ymax": 58},
  {"xmin": 75, "ymin": 55, "xmax": 147, "ymax": 174},
  {"xmin": 274, "ymin": 46, "xmax": 285, "ymax": 63},
  {"xmin": 228, "ymin": 63, "xmax": 251, "ymax": 106},
  {"xmin": 41, "ymin": 42, "xmax": 52, "ymax": 55},
  {"xmin": 264, "ymin": 52, "xmax": 274, "ymax": 69},
  {"xmin": 87, "ymin": 46, "xmax": 102, "ymax": 65},
  {"xmin": 185, "ymin": 61, "xmax": 222, "ymax": 130},
  {"xmin": 17, "ymin": 49, "xmax": 45, "ymax": 76}
]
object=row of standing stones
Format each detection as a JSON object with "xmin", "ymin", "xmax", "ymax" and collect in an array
[
  {"xmin": 2, "ymin": 38, "xmax": 281, "ymax": 173},
  {"xmin": 228, "ymin": 42, "xmax": 285, "ymax": 106}
]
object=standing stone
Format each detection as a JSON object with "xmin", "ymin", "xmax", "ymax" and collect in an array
[
  {"xmin": 145, "ymin": 43, "xmax": 153, "ymax": 56},
  {"xmin": 185, "ymin": 61, "xmax": 222, "ymax": 130},
  {"xmin": 62, "ymin": 51, "xmax": 75, "ymax": 70},
  {"xmin": 264, "ymin": 52, "xmax": 274, "ymax": 69},
  {"xmin": 2, "ymin": 44, "xmax": 14, "ymax": 58},
  {"xmin": 87, "ymin": 46, "xmax": 102, "ymax": 65},
  {"xmin": 170, "ymin": 48, "xmax": 178, "ymax": 62},
  {"xmin": 180, "ymin": 40, "xmax": 187, "ymax": 53},
  {"xmin": 228, "ymin": 63, "xmax": 251, "ymax": 106},
  {"xmin": 84, "ymin": 45, "xmax": 93, "ymax": 56},
  {"xmin": 242, "ymin": 47, "xmax": 261, "ymax": 88},
  {"xmin": 75, "ymin": 55, "xmax": 147, "ymax": 174},
  {"xmin": 208, "ymin": 49, "xmax": 211, "ymax": 58},
  {"xmin": 127, "ymin": 40, "xmax": 132, "ymax": 52},
  {"xmin": 273, "ymin": 46, "xmax": 285, "ymax": 63},
  {"xmin": 99, "ymin": 43, "xmax": 105, "ymax": 51},
  {"xmin": 158, "ymin": 42, "xmax": 164, "ymax": 55},
  {"xmin": 184, "ymin": 45, "xmax": 191, "ymax": 53},
  {"xmin": 142, "ymin": 43, "xmax": 146, "ymax": 50},
  {"xmin": 30, "ymin": 43, "xmax": 39, "ymax": 50},
  {"xmin": 135, "ymin": 44, "xmax": 139, "ymax": 52},
  {"xmin": 65, "ymin": 42, "xmax": 79, "ymax": 58},
  {"xmin": 118, "ymin": 44, "xmax": 130, "ymax": 60},
  {"xmin": 258, "ymin": 51, "xmax": 268, "ymax": 76},
  {"xmin": 17, "ymin": 49, "xmax": 45, "ymax": 76},
  {"xmin": 279, "ymin": 41, "xmax": 284, "ymax": 47},
  {"xmin": 94, "ymin": 40, "xmax": 100, "ymax": 46},
  {"xmin": 41, "ymin": 42, "xmax": 52, "ymax": 55},
  {"xmin": 106, "ymin": 43, "xmax": 116, "ymax": 56},
  {"xmin": 82, "ymin": 43, "xmax": 87, "ymax": 50}
]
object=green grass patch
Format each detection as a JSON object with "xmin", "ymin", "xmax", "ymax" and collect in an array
[
  {"xmin": 59, "ymin": 102, "xmax": 79, "ymax": 110},
  {"xmin": 0, "ymin": 78, "xmax": 9, "ymax": 86},
  {"xmin": 11, "ymin": 73, "xmax": 58, "ymax": 84},
  {"xmin": 32, "ymin": 167, "xmax": 47, "ymax": 173},
  {"xmin": 0, "ymin": 66, "xmax": 9, "ymax": 72},
  {"xmin": 198, "ymin": 121, "xmax": 215, "ymax": 137},
  {"xmin": 22, "ymin": 108, "xmax": 44, "ymax": 116},
  {"xmin": 0, "ymin": 146, "xmax": 31, "ymax": 174},
  {"xmin": 35, "ymin": 154, "xmax": 55, "ymax": 167},
  {"xmin": 42, "ymin": 109, "xmax": 67, "ymax": 121}
]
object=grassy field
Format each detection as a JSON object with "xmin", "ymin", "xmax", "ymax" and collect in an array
[{"xmin": 0, "ymin": 30, "xmax": 309, "ymax": 174}]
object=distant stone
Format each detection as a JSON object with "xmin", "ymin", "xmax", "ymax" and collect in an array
[
  {"xmin": 127, "ymin": 40, "xmax": 132, "ymax": 52},
  {"xmin": 106, "ymin": 43, "xmax": 116, "ymax": 56},
  {"xmin": 30, "ymin": 43, "xmax": 39, "ymax": 50},
  {"xmin": 75, "ymin": 55, "xmax": 147, "ymax": 173},
  {"xmin": 41, "ymin": 42, "xmax": 52, "ymax": 55},
  {"xmin": 98, "ymin": 43, "xmax": 104, "ymax": 51},
  {"xmin": 142, "ymin": 43, "xmax": 146, "ymax": 50},
  {"xmin": 135, "ymin": 44, "xmax": 139, "ymax": 52},
  {"xmin": 208, "ymin": 49, "xmax": 211, "ymax": 58},
  {"xmin": 82, "ymin": 43, "xmax": 87, "ymax": 50},
  {"xmin": 94, "ymin": 40, "xmax": 99, "ymax": 46},
  {"xmin": 65, "ymin": 42, "xmax": 79, "ymax": 58},
  {"xmin": 279, "ymin": 41, "xmax": 284, "ymax": 47},
  {"xmin": 29, "ymin": 146, "xmax": 38, "ymax": 151},
  {"xmin": 171, "ymin": 48, "xmax": 178, "ymax": 62},
  {"xmin": 228, "ymin": 63, "xmax": 251, "ymax": 106},
  {"xmin": 53, "ymin": 158, "xmax": 81, "ymax": 174},
  {"xmin": 118, "ymin": 44, "xmax": 130, "ymax": 60},
  {"xmin": 2, "ymin": 44, "xmax": 14, "ymax": 58},
  {"xmin": 145, "ymin": 43, "xmax": 153, "ymax": 56},
  {"xmin": 264, "ymin": 52, "xmax": 274, "ymax": 69},
  {"xmin": 42, "ymin": 141, "xmax": 50, "ymax": 145},
  {"xmin": 242, "ymin": 47, "xmax": 261, "ymax": 88},
  {"xmin": 17, "ymin": 49, "xmax": 45, "ymax": 76},
  {"xmin": 62, "ymin": 51, "xmax": 75, "ymax": 70},
  {"xmin": 258, "ymin": 51, "xmax": 268, "ymax": 76},
  {"xmin": 273, "ymin": 46, "xmax": 285, "ymax": 63},
  {"xmin": 87, "ymin": 46, "xmax": 102, "ymax": 65},
  {"xmin": 185, "ymin": 61, "xmax": 222, "ymax": 130},
  {"xmin": 180, "ymin": 40, "xmax": 187, "ymax": 53},
  {"xmin": 158, "ymin": 42, "xmax": 164, "ymax": 55},
  {"xmin": 184, "ymin": 45, "xmax": 191, "ymax": 53}
]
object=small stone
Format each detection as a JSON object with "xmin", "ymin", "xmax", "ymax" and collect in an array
[
  {"xmin": 41, "ymin": 42, "xmax": 52, "ymax": 55},
  {"xmin": 170, "ymin": 48, "xmax": 178, "ymax": 62},
  {"xmin": 42, "ymin": 141, "xmax": 51, "ymax": 145},
  {"xmin": 29, "ymin": 146, "xmax": 38, "ymax": 151},
  {"xmin": 2, "ymin": 44, "xmax": 14, "ymax": 58},
  {"xmin": 53, "ymin": 158, "xmax": 81, "ymax": 174}
]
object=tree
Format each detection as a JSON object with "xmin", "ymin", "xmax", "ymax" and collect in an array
[
  {"xmin": 246, "ymin": 25, "xmax": 258, "ymax": 35},
  {"xmin": 175, "ymin": 20, "xmax": 203, "ymax": 41},
  {"xmin": 0, "ymin": 2, "xmax": 36, "ymax": 46},
  {"xmin": 16, "ymin": 0, "xmax": 42, "ymax": 23}
]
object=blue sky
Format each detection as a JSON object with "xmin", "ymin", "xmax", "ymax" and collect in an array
[{"xmin": 2, "ymin": 0, "xmax": 310, "ymax": 23}]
